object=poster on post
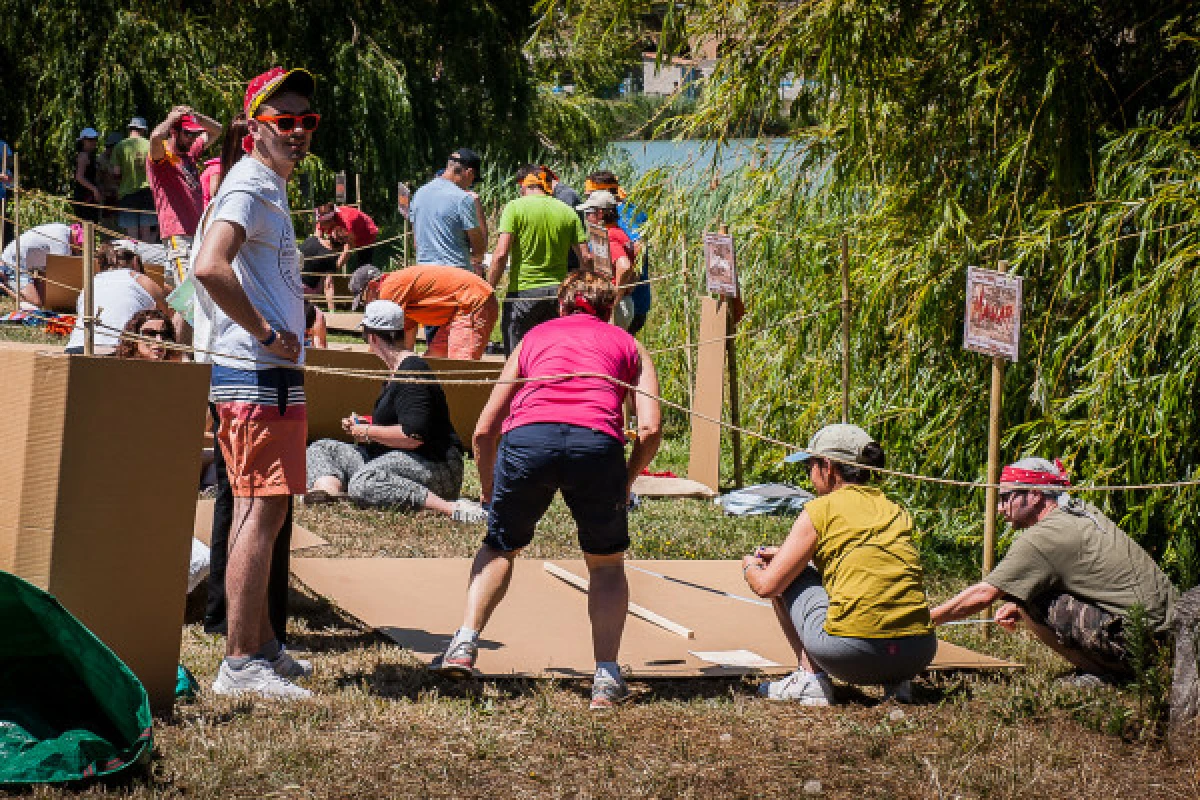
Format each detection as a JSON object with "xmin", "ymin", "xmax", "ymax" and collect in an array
[
  {"xmin": 963, "ymin": 266, "xmax": 1023, "ymax": 361},
  {"xmin": 335, "ymin": 171, "xmax": 347, "ymax": 204},
  {"xmin": 588, "ymin": 223, "xmax": 612, "ymax": 279},
  {"xmin": 703, "ymin": 232, "xmax": 739, "ymax": 297},
  {"xmin": 396, "ymin": 182, "xmax": 411, "ymax": 219}
]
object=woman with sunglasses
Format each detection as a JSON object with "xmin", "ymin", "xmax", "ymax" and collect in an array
[
  {"xmin": 113, "ymin": 308, "xmax": 179, "ymax": 361},
  {"xmin": 742, "ymin": 424, "xmax": 936, "ymax": 706},
  {"xmin": 64, "ymin": 243, "xmax": 168, "ymax": 355}
]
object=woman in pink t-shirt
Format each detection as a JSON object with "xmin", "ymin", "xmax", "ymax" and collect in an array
[{"xmin": 431, "ymin": 272, "xmax": 663, "ymax": 709}]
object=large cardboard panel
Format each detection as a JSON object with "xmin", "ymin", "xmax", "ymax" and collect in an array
[
  {"xmin": 0, "ymin": 351, "xmax": 211, "ymax": 712},
  {"xmin": 42, "ymin": 254, "xmax": 85, "ymax": 313},
  {"xmin": 193, "ymin": 497, "xmax": 327, "ymax": 551},
  {"xmin": 291, "ymin": 558, "xmax": 1020, "ymax": 677},
  {"xmin": 303, "ymin": 348, "xmax": 502, "ymax": 449},
  {"xmin": 687, "ymin": 296, "xmax": 728, "ymax": 490},
  {"xmin": 324, "ymin": 311, "xmax": 363, "ymax": 332}
]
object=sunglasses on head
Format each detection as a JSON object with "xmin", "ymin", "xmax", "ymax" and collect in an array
[
  {"xmin": 255, "ymin": 113, "xmax": 321, "ymax": 133},
  {"xmin": 139, "ymin": 326, "xmax": 174, "ymax": 342}
]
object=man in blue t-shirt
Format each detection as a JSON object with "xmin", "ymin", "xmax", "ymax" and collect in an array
[
  {"xmin": 586, "ymin": 170, "xmax": 651, "ymax": 335},
  {"xmin": 410, "ymin": 147, "xmax": 487, "ymax": 274}
]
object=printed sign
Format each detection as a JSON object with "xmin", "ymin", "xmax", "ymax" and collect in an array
[
  {"xmin": 396, "ymin": 182, "xmax": 411, "ymax": 219},
  {"xmin": 963, "ymin": 266, "xmax": 1023, "ymax": 361},
  {"xmin": 703, "ymin": 232, "xmax": 738, "ymax": 297},
  {"xmin": 335, "ymin": 171, "xmax": 347, "ymax": 204},
  {"xmin": 588, "ymin": 223, "xmax": 612, "ymax": 279}
]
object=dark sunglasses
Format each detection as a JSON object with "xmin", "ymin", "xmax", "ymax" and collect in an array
[
  {"xmin": 255, "ymin": 113, "xmax": 321, "ymax": 133},
  {"xmin": 139, "ymin": 326, "xmax": 174, "ymax": 342}
]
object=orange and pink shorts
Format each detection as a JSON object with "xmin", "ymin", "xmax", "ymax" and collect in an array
[{"xmin": 211, "ymin": 366, "xmax": 307, "ymax": 497}]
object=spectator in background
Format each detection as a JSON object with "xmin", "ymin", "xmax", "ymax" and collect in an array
[
  {"xmin": 410, "ymin": 147, "xmax": 487, "ymax": 274},
  {"xmin": 352, "ymin": 262, "xmax": 498, "ymax": 360},
  {"xmin": 148, "ymin": 105, "xmax": 222, "ymax": 289},
  {"xmin": 543, "ymin": 166, "xmax": 584, "ymax": 272},
  {"xmin": 305, "ymin": 300, "xmax": 482, "ymax": 520},
  {"xmin": 200, "ymin": 157, "xmax": 222, "ymax": 208},
  {"xmin": 97, "ymin": 133, "xmax": 123, "ymax": 227},
  {"xmin": 487, "ymin": 164, "xmax": 589, "ymax": 354},
  {"xmin": 112, "ymin": 117, "xmax": 156, "ymax": 242},
  {"xmin": 304, "ymin": 300, "xmax": 327, "ymax": 348},
  {"xmin": 0, "ymin": 222, "xmax": 82, "ymax": 307},
  {"xmin": 64, "ymin": 243, "xmax": 167, "ymax": 355},
  {"xmin": 576, "ymin": 190, "xmax": 636, "ymax": 329},
  {"xmin": 586, "ymin": 171, "xmax": 651, "ymax": 335},
  {"xmin": 72, "ymin": 127, "xmax": 102, "ymax": 222},
  {"xmin": 316, "ymin": 202, "xmax": 379, "ymax": 270},
  {"xmin": 298, "ymin": 226, "xmax": 340, "ymax": 311},
  {"xmin": 0, "ymin": 138, "xmax": 12, "ymax": 246},
  {"xmin": 112, "ymin": 308, "xmax": 179, "ymax": 361},
  {"xmin": 201, "ymin": 114, "xmax": 251, "ymax": 209}
]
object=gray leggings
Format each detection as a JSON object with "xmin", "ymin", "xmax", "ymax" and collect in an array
[
  {"xmin": 782, "ymin": 566, "xmax": 937, "ymax": 685},
  {"xmin": 306, "ymin": 439, "xmax": 464, "ymax": 510}
]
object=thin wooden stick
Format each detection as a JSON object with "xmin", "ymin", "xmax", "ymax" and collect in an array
[
  {"xmin": 840, "ymin": 233, "xmax": 851, "ymax": 423},
  {"xmin": 543, "ymin": 562, "xmax": 695, "ymax": 639},
  {"xmin": 83, "ymin": 222, "xmax": 95, "ymax": 355},
  {"xmin": 981, "ymin": 259, "xmax": 1009, "ymax": 633},
  {"xmin": 12, "ymin": 153, "xmax": 20, "ymax": 304}
]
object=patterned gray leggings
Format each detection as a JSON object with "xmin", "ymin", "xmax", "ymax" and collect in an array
[{"xmin": 305, "ymin": 439, "xmax": 464, "ymax": 510}]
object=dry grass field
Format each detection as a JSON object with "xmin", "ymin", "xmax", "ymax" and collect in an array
[{"xmin": 3, "ymin": 318, "xmax": 1197, "ymax": 798}]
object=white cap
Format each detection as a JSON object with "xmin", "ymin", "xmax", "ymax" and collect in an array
[
  {"xmin": 78, "ymin": 127, "xmax": 100, "ymax": 140},
  {"xmin": 360, "ymin": 300, "xmax": 405, "ymax": 332},
  {"xmin": 577, "ymin": 190, "xmax": 618, "ymax": 211}
]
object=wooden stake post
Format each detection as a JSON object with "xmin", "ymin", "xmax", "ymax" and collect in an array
[
  {"xmin": 687, "ymin": 224, "xmax": 744, "ymax": 491},
  {"xmin": 82, "ymin": 222, "xmax": 95, "ymax": 355},
  {"xmin": 12, "ymin": 153, "xmax": 20, "ymax": 304},
  {"xmin": 981, "ymin": 259, "xmax": 1010, "ymax": 580}
]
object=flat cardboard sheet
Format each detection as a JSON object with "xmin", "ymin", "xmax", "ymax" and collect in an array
[
  {"xmin": 291, "ymin": 558, "xmax": 1021, "ymax": 677},
  {"xmin": 324, "ymin": 311, "xmax": 363, "ymax": 332},
  {"xmin": 303, "ymin": 348, "xmax": 501, "ymax": 450},
  {"xmin": 0, "ymin": 348, "xmax": 210, "ymax": 711},
  {"xmin": 192, "ymin": 497, "xmax": 326, "ymax": 551},
  {"xmin": 42, "ymin": 254, "xmax": 84, "ymax": 312},
  {"xmin": 632, "ymin": 475, "xmax": 718, "ymax": 499}
]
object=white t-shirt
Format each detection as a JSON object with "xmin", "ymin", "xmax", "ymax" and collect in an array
[
  {"xmin": 190, "ymin": 157, "xmax": 305, "ymax": 369},
  {"xmin": 1, "ymin": 223, "xmax": 73, "ymax": 272},
  {"xmin": 65, "ymin": 269, "xmax": 155, "ymax": 349}
]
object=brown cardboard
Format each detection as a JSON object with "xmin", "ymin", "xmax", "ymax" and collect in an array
[
  {"xmin": 632, "ymin": 475, "xmax": 718, "ymax": 499},
  {"xmin": 687, "ymin": 296, "xmax": 728, "ymax": 490},
  {"xmin": 192, "ymin": 497, "xmax": 326, "ymax": 551},
  {"xmin": 0, "ymin": 348, "xmax": 210, "ymax": 711},
  {"xmin": 324, "ymin": 311, "xmax": 363, "ymax": 332},
  {"xmin": 42, "ymin": 254, "xmax": 84, "ymax": 312},
  {"xmin": 290, "ymin": 558, "xmax": 1021, "ymax": 677},
  {"xmin": 303, "ymin": 348, "xmax": 502, "ymax": 450}
]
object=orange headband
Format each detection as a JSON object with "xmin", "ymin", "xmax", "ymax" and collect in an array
[
  {"xmin": 584, "ymin": 178, "xmax": 627, "ymax": 200},
  {"xmin": 519, "ymin": 172, "xmax": 551, "ymax": 192}
]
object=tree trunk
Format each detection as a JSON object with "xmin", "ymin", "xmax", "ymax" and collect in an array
[{"xmin": 1169, "ymin": 587, "xmax": 1200, "ymax": 752}]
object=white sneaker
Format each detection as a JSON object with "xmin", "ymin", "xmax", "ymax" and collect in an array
[
  {"xmin": 451, "ymin": 499, "xmax": 487, "ymax": 524},
  {"xmin": 758, "ymin": 669, "xmax": 835, "ymax": 705},
  {"xmin": 269, "ymin": 646, "xmax": 313, "ymax": 679},
  {"xmin": 212, "ymin": 658, "xmax": 312, "ymax": 699}
]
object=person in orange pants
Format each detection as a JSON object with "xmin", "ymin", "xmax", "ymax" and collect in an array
[{"xmin": 349, "ymin": 263, "xmax": 498, "ymax": 360}]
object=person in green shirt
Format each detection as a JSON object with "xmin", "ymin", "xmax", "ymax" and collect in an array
[
  {"xmin": 486, "ymin": 165, "xmax": 588, "ymax": 354},
  {"xmin": 110, "ymin": 117, "xmax": 156, "ymax": 241},
  {"xmin": 932, "ymin": 457, "xmax": 1178, "ymax": 683},
  {"xmin": 742, "ymin": 424, "xmax": 936, "ymax": 705}
]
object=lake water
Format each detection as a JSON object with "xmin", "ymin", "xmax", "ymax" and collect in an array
[{"xmin": 608, "ymin": 138, "xmax": 796, "ymax": 179}]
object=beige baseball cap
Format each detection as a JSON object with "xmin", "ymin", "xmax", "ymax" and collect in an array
[{"xmin": 784, "ymin": 423, "xmax": 876, "ymax": 464}]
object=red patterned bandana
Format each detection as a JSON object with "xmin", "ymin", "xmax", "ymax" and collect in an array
[{"xmin": 1000, "ymin": 459, "xmax": 1071, "ymax": 487}]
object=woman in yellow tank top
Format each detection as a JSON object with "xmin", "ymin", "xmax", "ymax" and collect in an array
[{"xmin": 741, "ymin": 424, "xmax": 936, "ymax": 705}]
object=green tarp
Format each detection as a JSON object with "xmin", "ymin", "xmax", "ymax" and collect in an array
[{"xmin": 0, "ymin": 571, "xmax": 152, "ymax": 785}]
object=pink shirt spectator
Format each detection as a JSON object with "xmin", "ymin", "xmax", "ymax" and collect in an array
[
  {"xmin": 147, "ymin": 136, "xmax": 206, "ymax": 237},
  {"xmin": 504, "ymin": 313, "xmax": 640, "ymax": 442},
  {"xmin": 200, "ymin": 157, "xmax": 221, "ymax": 208},
  {"xmin": 319, "ymin": 206, "xmax": 378, "ymax": 246}
]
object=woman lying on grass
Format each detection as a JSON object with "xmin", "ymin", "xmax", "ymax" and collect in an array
[{"xmin": 742, "ymin": 424, "xmax": 936, "ymax": 705}]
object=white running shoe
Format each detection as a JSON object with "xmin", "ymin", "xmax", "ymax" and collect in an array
[
  {"xmin": 451, "ymin": 499, "xmax": 488, "ymax": 524},
  {"xmin": 269, "ymin": 646, "xmax": 313, "ymax": 679},
  {"xmin": 212, "ymin": 658, "xmax": 312, "ymax": 699},
  {"xmin": 757, "ymin": 669, "xmax": 835, "ymax": 705}
]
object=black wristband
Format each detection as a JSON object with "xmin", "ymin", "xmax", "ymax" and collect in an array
[{"xmin": 259, "ymin": 328, "xmax": 277, "ymax": 347}]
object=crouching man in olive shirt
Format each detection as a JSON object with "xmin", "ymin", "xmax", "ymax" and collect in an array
[{"xmin": 931, "ymin": 458, "xmax": 1177, "ymax": 681}]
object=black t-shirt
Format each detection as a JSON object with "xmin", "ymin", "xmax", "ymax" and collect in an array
[
  {"xmin": 299, "ymin": 235, "xmax": 338, "ymax": 289},
  {"xmin": 367, "ymin": 355, "xmax": 462, "ymax": 460}
]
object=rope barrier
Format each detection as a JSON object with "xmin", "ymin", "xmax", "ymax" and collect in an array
[
  {"xmin": 646, "ymin": 303, "xmax": 838, "ymax": 356},
  {"xmin": 81, "ymin": 317, "xmax": 1200, "ymax": 494},
  {"xmin": 15, "ymin": 185, "xmax": 361, "ymax": 217}
]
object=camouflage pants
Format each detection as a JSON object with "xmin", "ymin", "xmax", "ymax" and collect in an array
[{"xmin": 1027, "ymin": 592, "xmax": 1132, "ymax": 677}]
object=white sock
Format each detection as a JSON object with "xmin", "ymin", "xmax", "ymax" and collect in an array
[
  {"xmin": 453, "ymin": 627, "xmax": 479, "ymax": 645},
  {"xmin": 595, "ymin": 661, "xmax": 621, "ymax": 682}
]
